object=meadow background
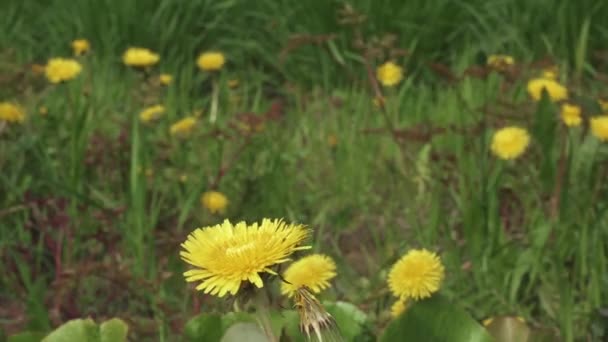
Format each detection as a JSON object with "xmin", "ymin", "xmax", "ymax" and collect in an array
[{"xmin": 1, "ymin": 0, "xmax": 608, "ymax": 341}]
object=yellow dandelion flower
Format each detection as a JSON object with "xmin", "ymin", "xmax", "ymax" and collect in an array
[
  {"xmin": 122, "ymin": 47, "xmax": 160, "ymax": 68},
  {"xmin": 482, "ymin": 317, "xmax": 494, "ymax": 326},
  {"xmin": 0, "ymin": 102, "xmax": 26, "ymax": 123},
  {"xmin": 45, "ymin": 58, "xmax": 82, "ymax": 83},
  {"xmin": 180, "ymin": 218, "xmax": 311, "ymax": 297},
  {"xmin": 390, "ymin": 299, "xmax": 407, "ymax": 318},
  {"xmin": 281, "ymin": 254, "xmax": 337, "ymax": 297},
  {"xmin": 197, "ymin": 51, "xmax": 225, "ymax": 71},
  {"xmin": 527, "ymin": 78, "xmax": 568, "ymax": 102},
  {"xmin": 170, "ymin": 117, "xmax": 197, "ymax": 138},
  {"xmin": 200, "ymin": 191, "xmax": 229, "ymax": 214},
  {"xmin": 139, "ymin": 105, "xmax": 165, "ymax": 123},
  {"xmin": 388, "ymin": 249, "xmax": 445, "ymax": 300},
  {"xmin": 560, "ymin": 103, "xmax": 582, "ymax": 127},
  {"xmin": 159, "ymin": 74, "xmax": 173, "ymax": 85},
  {"xmin": 71, "ymin": 39, "xmax": 90, "ymax": 56},
  {"xmin": 590, "ymin": 115, "xmax": 608, "ymax": 142},
  {"xmin": 376, "ymin": 61, "xmax": 404, "ymax": 87},
  {"xmin": 487, "ymin": 54, "xmax": 514, "ymax": 69},
  {"xmin": 490, "ymin": 126, "xmax": 531, "ymax": 160}
]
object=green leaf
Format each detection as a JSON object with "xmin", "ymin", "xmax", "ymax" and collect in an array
[
  {"xmin": 380, "ymin": 294, "xmax": 494, "ymax": 342},
  {"xmin": 41, "ymin": 319, "xmax": 99, "ymax": 342},
  {"xmin": 324, "ymin": 301, "xmax": 366, "ymax": 341},
  {"xmin": 220, "ymin": 323, "xmax": 267, "ymax": 342},
  {"xmin": 281, "ymin": 310, "xmax": 306, "ymax": 342},
  {"xmin": 7, "ymin": 331, "xmax": 47, "ymax": 342},
  {"xmin": 183, "ymin": 313, "xmax": 224, "ymax": 342},
  {"xmin": 484, "ymin": 316, "xmax": 530, "ymax": 342},
  {"xmin": 99, "ymin": 318, "xmax": 128, "ymax": 342}
]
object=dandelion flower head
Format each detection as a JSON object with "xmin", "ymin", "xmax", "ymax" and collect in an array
[
  {"xmin": 490, "ymin": 126, "xmax": 531, "ymax": 160},
  {"xmin": 45, "ymin": 58, "xmax": 82, "ymax": 83},
  {"xmin": 170, "ymin": 117, "xmax": 197, "ymax": 138},
  {"xmin": 281, "ymin": 254, "xmax": 337, "ymax": 297},
  {"xmin": 123, "ymin": 47, "xmax": 160, "ymax": 67},
  {"xmin": 71, "ymin": 39, "xmax": 90, "ymax": 56},
  {"xmin": 200, "ymin": 191, "xmax": 229, "ymax": 214},
  {"xmin": 197, "ymin": 51, "xmax": 225, "ymax": 71},
  {"xmin": 487, "ymin": 54, "xmax": 514, "ymax": 70},
  {"xmin": 590, "ymin": 115, "xmax": 608, "ymax": 142},
  {"xmin": 390, "ymin": 299, "xmax": 407, "ymax": 318},
  {"xmin": 388, "ymin": 249, "xmax": 445, "ymax": 300},
  {"xmin": 560, "ymin": 103, "xmax": 582, "ymax": 127},
  {"xmin": 180, "ymin": 218, "xmax": 311, "ymax": 297},
  {"xmin": 376, "ymin": 61, "xmax": 404, "ymax": 87},
  {"xmin": 159, "ymin": 74, "xmax": 173, "ymax": 85},
  {"xmin": 139, "ymin": 105, "xmax": 165, "ymax": 123},
  {"xmin": 527, "ymin": 78, "xmax": 568, "ymax": 102},
  {"xmin": 0, "ymin": 102, "xmax": 26, "ymax": 123}
]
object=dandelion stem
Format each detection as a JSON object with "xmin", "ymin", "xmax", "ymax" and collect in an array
[
  {"xmin": 210, "ymin": 77, "xmax": 219, "ymax": 124},
  {"xmin": 253, "ymin": 290, "xmax": 277, "ymax": 342}
]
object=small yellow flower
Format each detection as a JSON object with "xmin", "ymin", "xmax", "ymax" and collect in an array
[
  {"xmin": 122, "ymin": 47, "xmax": 160, "ymax": 68},
  {"xmin": 487, "ymin": 54, "xmax": 514, "ymax": 69},
  {"xmin": 490, "ymin": 126, "xmax": 531, "ymax": 160},
  {"xmin": 139, "ymin": 105, "xmax": 165, "ymax": 123},
  {"xmin": 560, "ymin": 103, "xmax": 582, "ymax": 127},
  {"xmin": 390, "ymin": 299, "xmax": 407, "ymax": 318},
  {"xmin": 200, "ymin": 191, "xmax": 229, "ymax": 214},
  {"xmin": 39, "ymin": 106, "xmax": 48, "ymax": 116},
  {"xmin": 197, "ymin": 51, "xmax": 225, "ymax": 71},
  {"xmin": 281, "ymin": 254, "xmax": 337, "ymax": 297},
  {"xmin": 527, "ymin": 78, "xmax": 568, "ymax": 102},
  {"xmin": 0, "ymin": 102, "xmax": 26, "ymax": 123},
  {"xmin": 71, "ymin": 39, "xmax": 90, "ymax": 56},
  {"xmin": 181, "ymin": 219, "xmax": 311, "ymax": 297},
  {"xmin": 45, "ymin": 58, "xmax": 82, "ymax": 83},
  {"xmin": 159, "ymin": 74, "xmax": 173, "ymax": 85},
  {"xmin": 376, "ymin": 61, "xmax": 404, "ymax": 87},
  {"xmin": 590, "ymin": 115, "xmax": 608, "ymax": 142},
  {"xmin": 482, "ymin": 317, "xmax": 494, "ymax": 326},
  {"xmin": 388, "ymin": 249, "xmax": 445, "ymax": 300},
  {"xmin": 170, "ymin": 117, "xmax": 197, "ymax": 137}
]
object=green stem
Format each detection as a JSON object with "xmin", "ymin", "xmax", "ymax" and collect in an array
[
  {"xmin": 253, "ymin": 290, "xmax": 277, "ymax": 342},
  {"xmin": 210, "ymin": 77, "xmax": 219, "ymax": 124}
]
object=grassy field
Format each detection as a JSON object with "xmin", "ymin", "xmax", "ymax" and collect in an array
[{"xmin": 1, "ymin": 0, "xmax": 608, "ymax": 341}]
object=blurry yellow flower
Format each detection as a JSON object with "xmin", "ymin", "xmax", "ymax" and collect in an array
[
  {"xmin": 527, "ymin": 78, "xmax": 568, "ymax": 102},
  {"xmin": 45, "ymin": 58, "xmax": 82, "ymax": 83},
  {"xmin": 487, "ymin": 54, "xmax": 514, "ymax": 69},
  {"xmin": 122, "ymin": 47, "xmax": 160, "ymax": 67},
  {"xmin": 228, "ymin": 79, "xmax": 239, "ymax": 89},
  {"xmin": 390, "ymin": 299, "xmax": 407, "ymax": 318},
  {"xmin": 281, "ymin": 254, "xmax": 337, "ymax": 297},
  {"xmin": 490, "ymin": 126, "xmax": 531, "ymax": 160},
  {"xmin": 376, "ymin": 61, "xmax": 404, "ymax": 87},
  {"xmin": 159, "ymin": 74, "xmax": 173, "ymax": 85},
  {"xmin": 170, "ymin": 117, "xmax": 197, "ymax": 137},
  {"xmin": 590, "ymin": 116, "xmax": 608, "ymax": 142},
  {"xmin": 327, "ymin": 134, "xmax": 338, "ymax": 148},
  {"xmin": 598, "ymin": 99, "xmax": 608, "ymax": 112},
  {"xmin": 39, "ymin": 106, "xmax": 48, "ymax": 116},
  {"xmin": 139, "ymin": 105, "xmax": 165, "ymax": 123},
  {"xmin": 180, "ymin": 218, "xmax": 311, "ymax": 297},
  {"xmin": 482, "ymin": 317, "xmax": 494, "ymax": 326},
  {"xmin": 388, "ymin": 249, "xmax": 445, "ymax": 300},
  {"xmin": 200, "ymin": 191, "xmax": 229, "ymax": 214},
  {"xmin": 0, "ymin": 102, "xmax": 26, "ymax": 123},
  {"xmin": 197, "ymin": 51, "xmax": 225, "ymax": 71},
  {"xmin": 560, "ymin": 103, "xmax": 582, "ymax": 127},
  {"xmin": 71, "ymin": 39, "xmax": 90, "ymax": 56}
]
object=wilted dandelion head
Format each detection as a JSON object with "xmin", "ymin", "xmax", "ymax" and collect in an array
[
  {"xmin": 293, "ymin": 286, "xmax": 341, "ymax": 341},
  {"xmin": 281, "ymin": 254, "xmax": 337, "ymax": 297},
  {"xmin": 180, "ymin": 219, "xmax": 311, "ymax": 297},
  {"xmin": 139, "ymin": 105, "xmax": 165, "ymax": 123},
  {"xmin": 490, "ymin": 126, "xmax": 531, "ymax": 160},
  {"xmin": 590, "ymin": 115, "xmax": 608, "ymax": 142},
  {"xmin": 71, "ymin": 39, "xmax": 90, "ymax": 56},
  {"xmin": 200, "ymin": 191, "xmax": 229, "ymax": 214},
  {"xmin": 560, "ymin": 103, "xmax": 582, "ymax": 127},
  {"xmin": 487, "ymin": 54, "xmax": 514, "ymax": 70},
  {"xmin": 159, "ymin": 74, "xmax": 173, "ymax": 85},
  {"xmin": 388, "ymin": 249, "xmax": 445, "ymax": 300},
  {"xmin": 527, "ymin": 78, "xmax": 567, "ymax": 102},
  {"xmin": 197, "ymin": 51, "xmax": 225, "ymax": 71},
  {"xmin": 45, "ymin": 58, "xmax": 82, "ymax": 83},
  {"xmin": 390, "ymin": 299, "xmax": 407, "ymax": 318},
  {"xmin": 122, "ymin": 47, "xmax": 160, "ymax": 68},
  {"xmin": 0, "ymin": 102, "xmax": 26, "ymax": 124},
  {"xmin": 170, "ymin": 117, "xmax": 197, "ymax": 138},
  {"xmin": 376, "ymin": 61, "xmax": 403, "ymax": 87}
]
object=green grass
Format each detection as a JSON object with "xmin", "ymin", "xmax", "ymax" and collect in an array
[{"xmin": 1, "ymin": 0, "xmax": 608, "ymax": 341}]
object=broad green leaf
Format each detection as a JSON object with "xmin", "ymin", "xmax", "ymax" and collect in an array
[
  {"xmin": 99, "ymin": 318, "xmax": 128, "ymax": 342},
  {"xmin": 484, "ymin": 316, "xmax": 530, "ymax": 342},
  {"xmin": 324, "ymin": 301, "xmax": 366, "ymax": 341},
  {"xmin": 183, "ymin": 313, "xmax": 223, "ymax": 342},
  {"xmin": 42, "ymin": 319, "xmax": 99, "ymax": 342},
  {"xmin": 380, "ymin": 294, "xmax": 494, "ymax": 342},
  {"xmin": 8, "ymin": 331, "xmax": 47, "ymax": 342},
  {"xmin": 220, "ymin": 323, "xmax": 267, "ymax": 342}
]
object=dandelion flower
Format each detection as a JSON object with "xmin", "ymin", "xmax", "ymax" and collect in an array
[
  {"xmin": 170, "ymin": 117, "xmax": 197, "ymax": 138},
  {"xmin": 200, "ymin": 191, "xmax": 228, "ymax": 214},
  {"xmin": 388, "ymin": 249, "xmax": 445, "ymax": 300},
  {"xmin": 590, "ymin": 115, "xmax": 608, "ymax": 142},
  {"xmin": 281, "ymin": 254, "xmax": 337, "ymax": 297},
  {"xmin": 0, "ymin": 102, "xmax": 26, "ymax": 123},
  {"xmin": 45, "ymin": 58, "xmax": 82, "ymax": 83},
  {"xmin": 487, "ymin": 54, "xmax": 514, "ymax": 70},
  {"xmin": 482, "ymin": 317, "xmax": 494, "ymax": 326},
  {"xmin": 122, "ymin": 47, "xmax": 160, "ymax": 68},
  {"xmin": 159, "ymin": 74, "xmax": 173, "ymax": 85},
  {"xmin": 139, "ymin": 105, "xmax": 165, "ymax": 123},
  {"xmin": 197, "ymin": 51, "xmax": 225, "ymax": 71},
  {"xmin": 560, "ymin": 103, "xmax": 582, "ymax": 127},
  {"xmin": 527, "ymin": 78, "xmax": 568, "ymax": 102},
  {"xmin": 71, "ymin": 39, "xmax": 90, "ymax": 56},
  {"xmin": 390, "ymin": 299, "xmax": 407, "ymax": 318},
  {"xmin": 376, "ymin": 61, "xmax": 403, "ymax": 87},
  {"xmin": 490, "ymin": 127, "xmax": 531, "ymax": 160},
  {"xmin": 180, "ymin": 218, "xmax": 311, "ymax": 297}
]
